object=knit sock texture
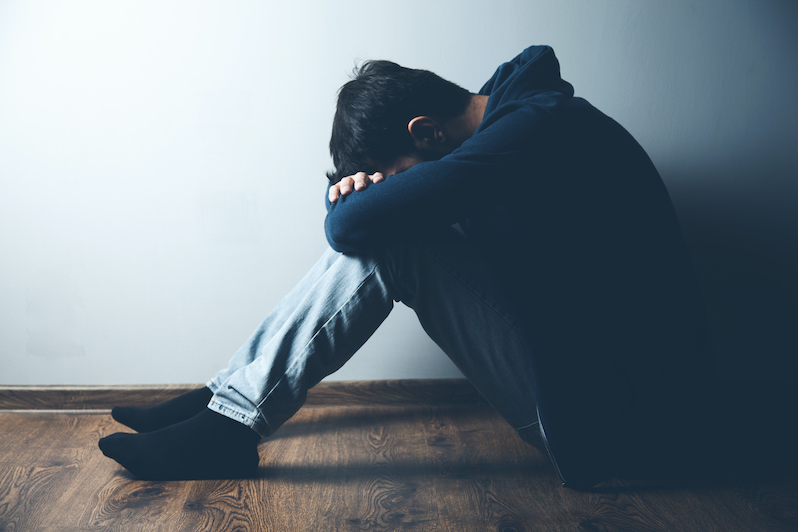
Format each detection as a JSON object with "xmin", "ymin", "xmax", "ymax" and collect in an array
[
  {"xmin": 99, "ymin": 408, "xmax": 260, "ymax": 480},
  {"xmin": 111, "ymin": 386, "xmax": 213, "ymax": 433}
]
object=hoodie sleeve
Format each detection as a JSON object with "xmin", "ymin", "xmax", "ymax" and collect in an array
[{"xmin": 324, "ymin": 101, "xmax": 558, "ymax": 253}]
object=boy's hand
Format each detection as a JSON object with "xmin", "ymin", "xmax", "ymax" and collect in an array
[{"xmin": 329, "ymin": 172, "xmax": 384, "ymax": 202}]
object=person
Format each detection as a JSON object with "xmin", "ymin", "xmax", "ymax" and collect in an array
[{"xmin": 99, "ymin": 45, "xmax": 712, "ymax": 482}]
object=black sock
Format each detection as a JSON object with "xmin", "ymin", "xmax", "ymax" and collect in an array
[
  {"xmin": 111, "ymin": 386, "xmax": 213, "ymax": 433},
  {"xmin": 99, "ymin": 409, "xmax": 260, "ymax": 480}
]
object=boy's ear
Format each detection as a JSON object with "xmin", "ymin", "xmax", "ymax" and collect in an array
[{"xmin": 407, "ymin": 116, "xmax": 446, "ymax": 151}]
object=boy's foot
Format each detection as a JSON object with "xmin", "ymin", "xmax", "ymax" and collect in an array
[
  {"xmin": 99, "ymin": 409, "xmax": 260, "ymax": 480},
  {"xmin": 111, "ymin": 386, "xmax": 213, "ymax": 433}
]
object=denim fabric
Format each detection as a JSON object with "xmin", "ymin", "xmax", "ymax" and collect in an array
[{"xmin": 207, "ymin": 229, "xmax": 539, "ymax": 444}]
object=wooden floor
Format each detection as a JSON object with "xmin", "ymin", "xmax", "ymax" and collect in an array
[{"xmin": 1, "ymin": 381, "xmax": 797, "ymax": 532}]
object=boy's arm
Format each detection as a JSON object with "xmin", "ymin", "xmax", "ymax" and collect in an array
[{"xmin": 324, "ymin": 103, "xmax": 553, "ymax": 253}]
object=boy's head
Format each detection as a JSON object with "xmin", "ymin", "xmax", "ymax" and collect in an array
[{"xmin": 327, "ymin": 60, "xmax": 472, "ymax": 184}]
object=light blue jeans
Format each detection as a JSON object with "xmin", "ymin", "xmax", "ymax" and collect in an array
[{"xmin": 206, "ymin": 229, "xmax": 540, "ymax": 445}]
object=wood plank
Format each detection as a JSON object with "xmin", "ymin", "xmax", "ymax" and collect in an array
[
  {"xmin": 257, "ymin": 405, "xmax": 443, "ymax": 531},
  {"xmin": 0, "ymin": 379, "xmax": 482, "ymax": 411},
  {"xmin": 1, "ymin": 402, "xmax": 797, "ymax": 531},
  {"xmin": 344, "ymin": 406, "xmax": 441, "ymax": 531},
  {"xmin": 421, "ymin": 405, "xmax": 571, "ymax": 531},
  {"xmin": 0, "ymin": 385, "xmax": 200, "ymax": 411},
  {"xmin": 304, "ymin": 379, "xmax": 484, "ymax": 408},
  {"xmin": 0, "ymin": 413, "xmax": 104, "ymax": 531}
]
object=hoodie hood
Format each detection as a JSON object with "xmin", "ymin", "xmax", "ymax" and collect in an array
[{"xmin": 480, "ymin": 46, "xmax": 574, "ymax": 113}]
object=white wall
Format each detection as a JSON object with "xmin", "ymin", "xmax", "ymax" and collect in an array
[{"xmin": 1, "ymin": 0, "xmax": 796, "ymax": 384}]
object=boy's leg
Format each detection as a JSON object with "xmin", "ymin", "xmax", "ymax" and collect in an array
[
  {"xmin": 210, "ymin": 248, "xmax": 364, "ymax": 387},
  {"xmin": 206, "ymin": 247, "xmax": 397, "ymax": 437},
  {"xmin": 111, "ymin": 386, "xmax": 213, "ymax": 433},
  {"xmin": 109, "ymin": 250, "xmax": 369, "ymax": 433},
  {"xmin": 100, "ymin": 231, "xmax": 540, "ymax": 480},
  {"xmin": 100, "ymin": 248, "xmax": 397, "ymax": 479},
  {"xmin": 380, "ymin": 229, "xmax": 541, "ymax": 445},
  {"xmin": 210, "ymin": 228, "xmax": 539, "ymax": 444}
]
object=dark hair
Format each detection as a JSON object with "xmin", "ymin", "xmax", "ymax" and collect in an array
[{"xmin": 327, "ymin": 60, "xmax": 472, "ymax": 183}]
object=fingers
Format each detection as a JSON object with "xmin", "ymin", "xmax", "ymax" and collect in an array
[
  {"xmin": 329, "ymin": 172, "xmax": 384, "ymax": 202},
  {"xmin": 354, "ymin": 172, "xmax": 367, "ymax": 190},
  {"xmin": 328, "ymin": 175, "xmax": 355, "ymax": 203},
  {"xmin": 329, "ymin": 185, "xmax": 341, "ymax": 203}
]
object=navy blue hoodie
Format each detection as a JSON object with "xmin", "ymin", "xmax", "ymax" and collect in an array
[
  {"xmin": 327, "ymin": 46, "xmax": 717, "ymax": 485},
  {"xmin": 325, "ymin": 46, "xmax": 710, "ymax": 374}
]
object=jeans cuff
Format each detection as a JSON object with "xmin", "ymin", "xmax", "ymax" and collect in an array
[{"xmin": 207, "ymin": 399, "xmax": 270, "ymax": 439}]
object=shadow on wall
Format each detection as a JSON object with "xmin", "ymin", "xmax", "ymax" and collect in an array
[{"xmin": 673, "ymin": 183, "xmax": 798, "ymax": 381}]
